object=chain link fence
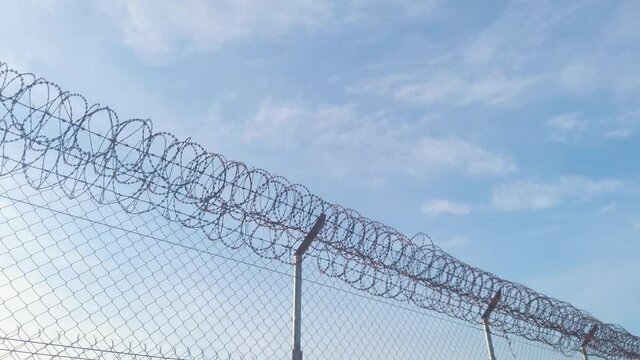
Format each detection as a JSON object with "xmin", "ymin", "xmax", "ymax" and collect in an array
[{"xmin": 0, "ymin": 60, "xmax": 635, "ymax": 359}]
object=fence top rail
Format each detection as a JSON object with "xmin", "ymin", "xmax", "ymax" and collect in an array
[{"xmin": 0, "ymin": 60, "xmax": 638, "ymax": 359}]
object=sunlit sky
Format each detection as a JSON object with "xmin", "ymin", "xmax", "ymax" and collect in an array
[{"xmin": 2, "ymin": 0, "xmax": 639, "ymax": 334}]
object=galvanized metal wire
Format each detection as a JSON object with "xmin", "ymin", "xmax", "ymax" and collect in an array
[{"xmin": 0, "ymin": 60, "xmax": 638, "ymax": 359}]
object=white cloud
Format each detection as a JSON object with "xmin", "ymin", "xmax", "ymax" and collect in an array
[
  {"xmin": 342, "ymin": 0, "xmax": 441, "ymax": 22},
  {"xmin": 463, "ymin": 2, "xmax": 577, "ymax": 67},
  {"xmin": 101, "ymin": 0, "xmax": 442, "ymax": 63},
  {"xmin": 491, "ymin": 176, "xmax": 626, "ymax": 211},
  {"xmin": 413, "ymin": 137, "xmax": 517, "ymax": 176},
  {"xmin": 421, "ymin": 199, "xmax": 470, "ymax": 216},
  {"xmin": 545, "ymin": 109, "xmax": 640, "ymax": 144},
  {"xmin": 437, "ymin": 235, "xmax": 471, "ymax": 250},
  {"xmin": 209, "ymin": 101, "xmax": 517, "ymax": 184},
  {"xmin": 547, "ymin": 113, "xmax": 586, "ymax": 131},
  {"xmin": 348, "ymin": 1, "xmax": 640, "ymax": 113},
  {"xmin": 604, "ymin": 128, "xmax": 633, "ymax": 139},
  {"xmin": 599, "ymin": 203, "xmax": 617, "ymax": 213},
  {"xmin": 560, "ymin": 63, "xmax": 597, "ymax": 96},
  {"xmin": 243, "ymin": 103, "xmax": 306, "ymax": 143},
  {"xmin": 344, "ymin": 2, "xmax": 563, "ymax": 108},
  {"xmin": 351, "ymin": 71, "xmax": 535, "ymax": 107},
  {"xmin": 396, "ymin": 73, "xmax": 534, "ymax": 106},
  {"xmin": 101, "ymin": 0, "xmax": 333, "ymax": 62},
  {"xmin": 0, "ymin": 1, "xmax": 90, "ymax": 71},
  {"xmin": 602, "ymin": 109, "xmax": 640, "ymax": 139},
  {"xmin": 347, "ymin": 74, "xmax": 410, "ymax": 96},
  {"xmin": 547, "ymin": 113, "xmax": 588, "ymax": 143}
]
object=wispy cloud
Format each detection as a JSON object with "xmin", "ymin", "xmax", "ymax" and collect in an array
[
  {"xmin": 547, "ymin": 113, "xmax": 587, "ymax": 132},
  {"xmin": 437, "ymin": 235, "xmax": 471, "ymax": 250},
  {"xmin": 101, "ymin": 0, "xmax": 442, "ymax": 63},
  {"xmin": 413, "ymin": 137, "xmax": 516, "ymax": 176},
  {"xmin": 462, "ymin": 1, "xmax": 578, "ymax": 67},
  {"xmin": 559, "ymin": 63, "xmax": 598, "ymax": 96},
  {"xmin": 489, "ymin": 1, "xmax": 640, "ymax": 102},
  {"xmin": 599, "ymin": 202, "xmax": 617, "ymax": 213},
  {"xmin": 347, "ymin": 2, "xmax": 569, "ymax": 108},
  {"xmin": 101, "ymin": 0, "xmax": 333, "ymax": 62},
  {"xmin": 602, "ymin": 109, "xmax": 640, "ymax": 139},
  {"xmin": 0, "ymin": 1, "xmax": 92, "ymax": 70},
  {"xmin": 546, "ymin": 110, "xmax": 640, "ymax": 144},
  {"xmin": 351, "ymin": 71, "xmax": 536, "ymax": 107},
  {"xmin": 491, "ymin": 176, "xmax": 626, "ymax": 211},
  {"xmin": 350, "ymin": 1, "xmax": 640, "ymax": 114},
  {"xmin": 421, "ymin": 199, "xmax": 471, "ymax": 216},
  {"xmin": 209, "ymin": 101, "xmax": 517, "ymax": 184},
  {"xmin": 398, "ymin": 73, "xmax": 535, "ymax": 106},
  {"xmin": 547, "ymin": 113, "xmax": 588, "ymax": 143}
]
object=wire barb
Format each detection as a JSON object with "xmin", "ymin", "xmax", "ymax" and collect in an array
[{"xmin": 0, "ymin": 60, "xmax": 638, "ymax": 359}]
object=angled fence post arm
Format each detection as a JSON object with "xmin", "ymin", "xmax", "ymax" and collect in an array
[
  {"xmin": 481, "ymin": 289, "xmax": 502, "ymax": 360},
  {"xmin": 291, "ymin": 213, "xmax": 326, "ymax": 360}
]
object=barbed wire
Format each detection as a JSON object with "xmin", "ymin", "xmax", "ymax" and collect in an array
[
  {"xmin": 0, "ymin": 60, "xmax": 638, "ymax": 359},
  {"xmin": 0, "ymin": 328, "xmax": 260, "ymax": 360}
]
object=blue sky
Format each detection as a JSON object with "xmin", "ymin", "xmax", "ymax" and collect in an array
[{"xmin": 2, "ymin": 0, "xmax": 639, "ymax": 334}]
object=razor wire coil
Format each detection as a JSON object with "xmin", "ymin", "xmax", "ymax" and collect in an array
[{"xmin": 0, "ymin": 61, "xmax": 638, "ymax": 359}]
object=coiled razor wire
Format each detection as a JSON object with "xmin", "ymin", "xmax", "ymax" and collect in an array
[{"xmin": 0, "ymin": 60, "xmax": 638, "ymax": 359}]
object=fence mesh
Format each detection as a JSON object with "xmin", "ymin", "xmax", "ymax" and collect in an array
[{"xmin": 0, "ymin": 60, "xmax": 637, "ymax": 359}]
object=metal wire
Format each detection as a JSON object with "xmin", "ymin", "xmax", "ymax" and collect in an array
[{"xmin": 0, "ymin": 60, "xmax": 638, "ymax": 359}]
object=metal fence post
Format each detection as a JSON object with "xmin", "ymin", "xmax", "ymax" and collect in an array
[
  {"xmin": 581, "ymin": 325, "xmax": 598, "ymax": 360},
  {"xmin": 481, "ymin": 289, "xmax": 502, "ymax": 360},
  {"xmin": 292, "ymin": 213, "xmax": 326, "ymax": 360}
]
